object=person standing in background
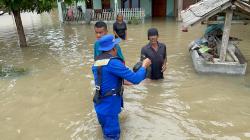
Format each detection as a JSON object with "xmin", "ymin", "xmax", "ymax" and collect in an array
[
  {"xmin": 94, "ymin": 21, "xmax": 125, "ymax": 61},
  {"xmin": 113, "ymin": 14, "xmax": 127, "ymax": 40}
]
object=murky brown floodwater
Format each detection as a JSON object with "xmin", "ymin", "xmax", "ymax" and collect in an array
[{"xmin": 1, "ymin": 11, "xmax": 250, "ymax": 140}]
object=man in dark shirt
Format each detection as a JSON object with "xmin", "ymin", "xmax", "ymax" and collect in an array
[
  {"xmin": 113, "ymin": 14, "xmax": 127, "ymax": 40},
  {"xmin": 140, "ymin": 28, "xmax": 167, "ymax": 80}
]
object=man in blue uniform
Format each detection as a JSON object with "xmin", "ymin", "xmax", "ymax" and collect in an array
[
  {"xmin": 94, "ymin": 21, "xmax": 125, "ymax": 61},
  {"xmin": 92, "ymin": 34, "xmax": 151, "ymax": 139}
]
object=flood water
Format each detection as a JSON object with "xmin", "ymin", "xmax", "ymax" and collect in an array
[{"xmin": 1, "ymin": 11, "xmax": 250, "ymax": 140}]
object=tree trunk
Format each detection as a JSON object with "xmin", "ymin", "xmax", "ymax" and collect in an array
[{"xmin": 12, "ymin": 10, "xmax": 27, "ymax": 47}]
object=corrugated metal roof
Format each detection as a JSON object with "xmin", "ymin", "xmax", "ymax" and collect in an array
[
  {"xmin": 181, "ymin": 0, "xmax": 232, "ymax": 27},
  {"xmin": 181, "ymin": 0, "xmax": 250, "ymax": 27}
]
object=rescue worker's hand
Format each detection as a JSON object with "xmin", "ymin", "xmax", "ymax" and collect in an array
[
  {"xmin": 142, "ymin": 58, "xmax": 151, "ymax": 68},
  {"xmin": 161, "ymin": 63, "xmax": 167, "ymax": 72},
  {"xmin": 124, "ymin": 80, "xmax": 133, "ymax": 85}
]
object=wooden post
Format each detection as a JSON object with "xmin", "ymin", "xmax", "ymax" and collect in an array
[
  {"xmin": 177, "ymin": 0, "xmax": 183, "ymax": 21},
  {"xmin": 219, "ymin": 9, "xmax": 233, "ymax": 62}
]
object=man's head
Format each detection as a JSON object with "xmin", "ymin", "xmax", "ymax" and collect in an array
[
  {"xmin": 94, "ymin": 21, "xmax": 108, "ymax": 39},
  {"xmin": 97, "ymin": 34, "xmax": 121, "ymax": 56},
  {"xmin": 148, "ymin": 28, "xmax": 159, "ymax": 45}
]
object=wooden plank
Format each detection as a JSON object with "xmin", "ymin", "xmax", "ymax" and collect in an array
[
  {"xmin": 235, "ymin": 46, "xmax": 247, "ymax": 64},
  {"xmin": 220, "ymin": 9, "xmax": 233, "ymax": 62},
  {"xmin": 227, "ymin": 43, "xmax": 239, "ymax": 62},
  {"xmin": 234, "ymin": 0, "xmax": 250, "ymax": 13},
  {"xmin": 181, "ymin": 0, "xmax": 232, "ymax": 27},
  {"xmin": 190, "ymin": 2, "xmax": 232, "ymax": 26},
  {"xmin": 234, "ymin": 11, "xmax": 250, "ymax": 19},
  {"xmin": 203, "ymin": 20, "xmax": 250, "ymax": 24}
]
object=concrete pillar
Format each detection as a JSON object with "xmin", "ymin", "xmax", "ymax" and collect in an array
[
  {"xmin": 114, "ymin": 0, "xmax": 118, "ymax": 19},
  {"xmin": 177, "ymin": 0, "xmax": 183, "ymax": 21},
  {"xmin": 57, "ymin": 0, "xmax": 63, "ymax": 22},
  {"xmin": 219, "ymin": 9, "xmax": 233, "ymax": 62}
]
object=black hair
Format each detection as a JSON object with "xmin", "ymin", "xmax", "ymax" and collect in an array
[
  {"xmin": 94, "ymin": 21, "xmax": 107, "ymax": 30},
  {"xmin": 102, "ymin": 47, "xmax": 116, "ymax": 53},
  {"xmin": 147, "ymin": 28, "xmax": 159, "ymax": 40},
  {"xmin": 116, "ymin": 13, "xmax": 123, "ymax": 20}
]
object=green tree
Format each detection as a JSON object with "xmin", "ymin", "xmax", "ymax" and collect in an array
[
  {"xmin": 0, "ymin": 0, "xmax": 57, "ymax": 47},
  {"xmin": 0, "ymin": 0, "xmax": 81, "ymax": 47}
]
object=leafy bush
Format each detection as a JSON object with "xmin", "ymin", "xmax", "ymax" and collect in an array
[
  {"xmin": 0, "ymin": 65, "xmax": 28, "ymax": 77},
  {"xmin": 127, "ymin": 16, "xmax": 142, "ymax": 25}
]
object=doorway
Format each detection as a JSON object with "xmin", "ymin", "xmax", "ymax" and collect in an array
[
  {"xmin": 102, "ymin": 0, "xmax": 110, "ymax": 9},
  {"xmin": 152, "ymin": 0, "xmax": 166, "ymax": 17},
  {"xmin": 86, "ymin": 0, "xmax": 93, "ymax": 9},
  {"xmin": 121, "ymin": 0, "xmax": 140, "ymax": 8}
]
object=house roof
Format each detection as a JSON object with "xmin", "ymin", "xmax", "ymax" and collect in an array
[{"xmin": 181, "ymin": 0, "xmax": 250, "ymax": 27}]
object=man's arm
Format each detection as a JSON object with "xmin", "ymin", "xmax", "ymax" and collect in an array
[
  {"xmin": 140, "ymin": 47, "xmax": 147, "ymax": 61},
  {"xmin": 113, "ymin": 23, "xmax": 119, "ymax": 38},
  {"xmin": 161, "ymin": 45, "xmax": 167, "ymax": 72},
  {"xmin": 108, "ymin": 59, "xmax": 147, "ymax": 84},
  {"xmin": 163, "ymin": 44, "xmax": 167, "ymax": 63},
  {"xmin": 125, "ymin": 23, "xmax": 127, "ymax": 40},
  {"xmin": 125, "ymin": 30, "xmax": 127, "ymax": 40}
]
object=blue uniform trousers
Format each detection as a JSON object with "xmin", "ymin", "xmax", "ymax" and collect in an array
[{"xmin": 97, "ymin": 113, "xmax": 120, "ymax": 140}]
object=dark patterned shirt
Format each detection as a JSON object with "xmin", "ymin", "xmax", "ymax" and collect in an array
[{"xmin": 141, "ymin": 42, "xmax": 167, "ymax": 80}]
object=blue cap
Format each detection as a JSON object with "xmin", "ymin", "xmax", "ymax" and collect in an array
[{"xmin": 97, "ymin": 34, "xmax": 121, "ymax": 51}]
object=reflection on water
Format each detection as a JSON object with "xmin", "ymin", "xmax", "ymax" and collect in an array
[{"xmin": 1, "ymin": 12, "xmax": 250, "ymax": 140}]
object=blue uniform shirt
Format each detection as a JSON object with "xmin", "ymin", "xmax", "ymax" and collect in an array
[
  {"xmin": 94, "ymin": 42, "xmax": 125, "ymax": 61},
  {"xmin": 92, "ymin": 55, "xmax": 146, "ymax": 115}
]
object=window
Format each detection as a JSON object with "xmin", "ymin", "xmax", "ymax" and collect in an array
[
  {"xmin": 102, "ymin": 0, "xmax": 110, "ymax": 9},
  {"xmin": 132, "ymin": 0, "xmax": 139, "ymax": 8},
  {"xmin": 121, "ymin": 0, "xmax": 140, "ymax": 8}
]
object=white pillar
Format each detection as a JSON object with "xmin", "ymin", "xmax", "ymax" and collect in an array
[
  {"xmin": 57, "ymin": 0, "xmax": 63, "ymax": 22},
  {"xmin": 177, "ymin": 0, "xmax": 183, "ymax": 21},
  {"xmin": 114, "ymin": 0, "xmax": 118, "ymax": 19}
]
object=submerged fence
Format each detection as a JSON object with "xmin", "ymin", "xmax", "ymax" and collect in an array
[
  {"xmin": 91, "ymin": 8, "xmax": 145, "ymax": 21},
  {"xmin": 62, "ymin": 8, "xmax": 145, "ymax": 23},
  {"xmin": 117, "ymin": 8, "xmax": 145, "ymax": 21}
]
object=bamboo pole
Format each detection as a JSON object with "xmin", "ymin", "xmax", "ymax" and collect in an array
[{"xmin": 219, "ymin": 8, "xmax": 233, "ymax": 62}]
